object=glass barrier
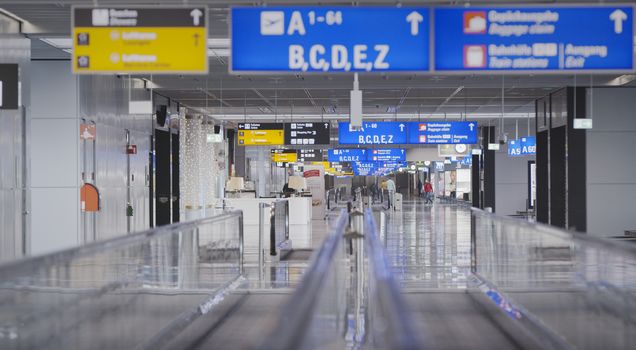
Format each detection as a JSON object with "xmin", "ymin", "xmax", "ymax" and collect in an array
[
  {"xmin": 0, "ymin": 211, "xmax": 244, "ymax": 350},
  {"xmin": 259, "ymin": 210, "xmax": 349, "ymax": 350},
  {"xmin": 364, "ymin": 208, "xmax": 423, "ymax": 350},
  {"xmin": 472, "ymin": 208, "xmax": 636, "ymax": 350}
]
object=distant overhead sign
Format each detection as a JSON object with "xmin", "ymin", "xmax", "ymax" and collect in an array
[
  {"xmin": 434, "ymin": 6, "xmax": 634, "ymax": 72},
  {"xmin": 297, "ymin": 149, "xmax": 324, "ymax": 162},
  {"xmin": 407, "ymin": 121, "xmax": 478, "ymax": 144},
  {"xmin": 0, "ymin": 64, "xmax": 18, "ymax": 110},
  {"xmin": 271, "ymin": 149, "xmax": 297, "ymax": 163},
  {"xmin": 508, "ymin": 137, "xmax": 536, "ymax": 157},
  {"xmin": 72, "ymin": 7, "xmax": 208, "ymax": 74},
  {"xmin": 284, "ymin": 122, "xmax": 331, "ymax": 145},
  {"xmin": 231, "ymin": 7, "xmax": 430, "ymax": 72},
  {"xmin": 338, "ymin": 122, "xmax": 408, "ymax": 145},
  {"xmin": 328, "ymin": 149, "xmax": 367, "ymax": 162},
  {"xmin": 368, "ymin": 149, "xmax": 406, "ymax": 162},
  {"xmin": 238, "ymin": 123, "xmax": 284, "ymax": 146}
]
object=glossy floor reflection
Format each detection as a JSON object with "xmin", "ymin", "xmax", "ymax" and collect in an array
[{"xmin": 382, "ymin": 200, "xmax": 472, "ymax": 289}]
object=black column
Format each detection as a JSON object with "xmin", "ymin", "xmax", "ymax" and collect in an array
[
  {"xmin": 567, "ymin": 87, "xmax": 587, "ymax": 232},
  {"xmin": 550, "ymin": 126, "xmax": 566, "ymax": 228},
  {"xmin": 481, "ymin": 126, "xmax": 496, "ymax": 211},
  {"xmin": 471, "ymin": 154, "xmax": 481, "ymax": 208}
]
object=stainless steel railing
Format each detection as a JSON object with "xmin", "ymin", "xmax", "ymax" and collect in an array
[
  {"xmin": 0, "ymin": 210, "xmax": 245, "ymax": 349},
  {"xmin": 259, "ymin": 207, "xmax": 424, "ymax": 350},
  {"xmin": 364, "ymin": 208, "xmax": 423, "ymax": 350},
  {"xmin": 470, "ymin": 207, "xmax": 636, "ymax": 350},
  {"xmin": 259, "ymin": 209, "xmax": 349, "ymax": 350}
]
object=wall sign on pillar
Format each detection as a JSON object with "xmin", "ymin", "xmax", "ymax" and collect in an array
[{"xmin": 0, "ymin": 64, "xmax": 19, "ymax": 110}]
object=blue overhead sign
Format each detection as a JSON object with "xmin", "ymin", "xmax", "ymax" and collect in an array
[
  {"xmin": 369, "ymin": 149, "xmax": 406, "ymax": 162},
  {"xmin": 508, "ymin": 136, "xmax": 537, "ymax": 156},
  {"xmin": 520, "ymin": 136, "xmax": 536, "ymax": 155},
  {"xmin": 352, "ymin": 161, "xmax": 378, "ymax": 176},
  {"xmin": 434, "ymin": 6, "xmax": 634, "ymax": 72},
  {"xmin": 328, "ymin": 148, "xmax": 367, "ymax": 162},
  {"xmin": 406, "ymin": 121, "xmax": 478, "ymax": 144},
  {"xmin": 508, "ymin": 139, "xmax": 522, "ymax": 157},
  {"xmin": 231, "ymin": 7, "xmax": 430, "ymax": 72},
  {"xmin": 339, "ymin": 122, "xmax": 408, "ymax": 145}
]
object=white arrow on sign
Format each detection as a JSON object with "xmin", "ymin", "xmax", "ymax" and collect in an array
[
  {"xmin": 190, "ymin": 9, "xmax": 203, "ymax": 26},
  {"xmin": 610, "ymin": 9, "xmax": 627, "ymax": 34},
  {"xmin": 399, "ymin": 123, "xmax": 405, "ymax": 131},
  {"xmin": 468, "ymin": 123, "xmax": 475, "ymax": 131},
  {"xmin": 406, "ymin": 11, "xmax": 423, "ymax": 36}
]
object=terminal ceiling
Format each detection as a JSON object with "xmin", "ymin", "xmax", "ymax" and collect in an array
[{"xmin": 2, "ymin": 0, "xmax": 635, "ymax": 122}]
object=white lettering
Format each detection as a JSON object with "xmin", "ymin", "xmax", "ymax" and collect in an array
[
  {"xmin": 287, "ymin": 11, "xmax": 306, "ymax": 35},
  {"xmin": 353, "ymin": 45, "xmax": 368, "ymax": 70},
  {"xmin": 289, "ymin": 45, "xmax": 304, "ymax": 69},
  {"xmin": 309, "ymin": 44, "xmax": 327, "ymax": 70},
  {"xmin": 331, "ymin": 45, "xmax": 348, "ymax": 69},
  {"xmin": 374, "ymin": 44, "xmax": 390, "ymax": 69}
]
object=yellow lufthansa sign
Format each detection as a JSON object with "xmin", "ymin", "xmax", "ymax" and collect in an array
[
  {"xmin": 72, "ymin": 7, "xmax": 208, "ymax": 74},
  {"xmin": 271, "ymin": 152, "xmax": 297, "ymax": 163},
  {"xmin": 237, "ymin": 123, "xmax": 284, "ymax": 146}
]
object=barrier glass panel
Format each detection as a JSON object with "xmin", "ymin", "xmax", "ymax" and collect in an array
[
  {"xmin": 472, "ymin": 209, "xmax": 636, "ymax": 350},
  {"xmin": 0, "ymin": 211, "xmax": 244, "ymax": 349}
]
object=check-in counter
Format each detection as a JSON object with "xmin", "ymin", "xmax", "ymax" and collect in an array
[{"xmin": 223, "ymin": 197, "xmax": 313, "ymax": 249}]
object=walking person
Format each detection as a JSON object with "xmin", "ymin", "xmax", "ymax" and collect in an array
[
  {"xmin": 385, "ymin": 178, "xmax": 396, "ymax": 210},
  {"xmin": 424, "ymin": 180, "xmax": 434, "ymax": 204}
]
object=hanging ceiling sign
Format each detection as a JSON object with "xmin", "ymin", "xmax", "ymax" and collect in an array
[
  {"xmin": 368, "ymin": 149, "xmax": 406, "ymax": 162},
  {"xmin": 297, "ymin": 149, "xmax": 324, "ymax": 162},
  {"xmin": 231, "ymin": 7, "xmax": 430, "ymax": 72},
  {"xmin": 271, "ymin": 149, "xmax": 298, "ymax": 163},
  {"xmin": 434, "ymin": 6, "xmax": 634, "ymax": 72},
  {"xmin": 284, "ymin": 122, "xmax": 331, "ymax": 145},
  {"xmin": 0, "ymin": 64, "xmax": 19, "ymax": 110},
  {"xmin": 508, "ymin": 139, "xmax": 522, "ymax": 157},
  {"xmin": 338, "ymin": 122, "xmax": 408, "ymax": 145},
  {"xmin": 508, "ymin": 136, "xmax": 537, "ymax": 156},
  {"xmin": 520, "ymin": 136, "xmax": 536, "ymax": 155},
  {"xmin": 407, "ymin": 121, "xmax": 478, "ymax": 144},
  {"xmin": 72, "ymin": 7, "xmax": 208, "ymax": 74},
  {"xmin": 328, "ymin": 148, "xmax": 367, "ymax": 162},
  {"xmin": 238, "ymin": 123, "xmax": 284, "ymax": 146}
]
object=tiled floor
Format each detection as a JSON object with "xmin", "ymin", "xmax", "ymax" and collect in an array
[{"xmin": 381, "ymin": 200, "xmax": 473, "ymax": 289}]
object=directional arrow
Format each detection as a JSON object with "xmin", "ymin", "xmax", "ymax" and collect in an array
[
  {"xmin": 406, "ymin": 11, "xmax": 424, "ymax": 36},
  {"xmin": 610, "ymin": 9, "xmax": 627, "ymax": 34},
  {"xmin": 468, "ymin": 123, "xmax": 475, "ymax": 131},
  {"xmin": 190, "ymin": 8, "xmax": 203, "ymax": 26},
  {"xmin": 399, "ymin": 123, "xmax": 405, "ymax": 131}
]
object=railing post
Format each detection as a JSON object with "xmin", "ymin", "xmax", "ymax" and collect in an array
[
  {"xmin": 270, "ymin": 203, "xmax": 277, "ymax": 256},
  {"xmin": 470, "ymin": 210, "xmax": 476, "ymax": 274},
  {"xmin": 239, "ymin": 211, "xmax": 245, "ymax": 276},
  {"xmin": 258, "ymin": 202, "xmax": 270, "ymax": 279}
]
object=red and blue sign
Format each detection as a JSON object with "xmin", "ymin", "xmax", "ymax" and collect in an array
[{"xmin": 435, "ymin": 6, "xmax": 634, "ymax": 72}]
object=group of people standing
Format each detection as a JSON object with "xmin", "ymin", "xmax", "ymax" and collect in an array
[{"xmin": 417, "ymin": 178, "xmax": 435, "ymax": 204}]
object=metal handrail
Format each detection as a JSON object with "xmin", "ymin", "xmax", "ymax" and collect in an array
[
  {"xmin": 364, "ymin": 208, "xmax": 423, "ymax": 350},
  {"xmin": 0, "ymin": 210, "xmax": 245, "ymax": 280},
  {"xmin": 470, "ymin": 207, "xmax": 636, "ymax": 256},
  {"xmin": 259, "ymin": 209, "xmax": 349, "ymax": 350}
]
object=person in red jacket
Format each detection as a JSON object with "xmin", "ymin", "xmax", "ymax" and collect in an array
[{"xmin": 424, "ymin": 181, "xmax": 434, "ymax": 204}]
